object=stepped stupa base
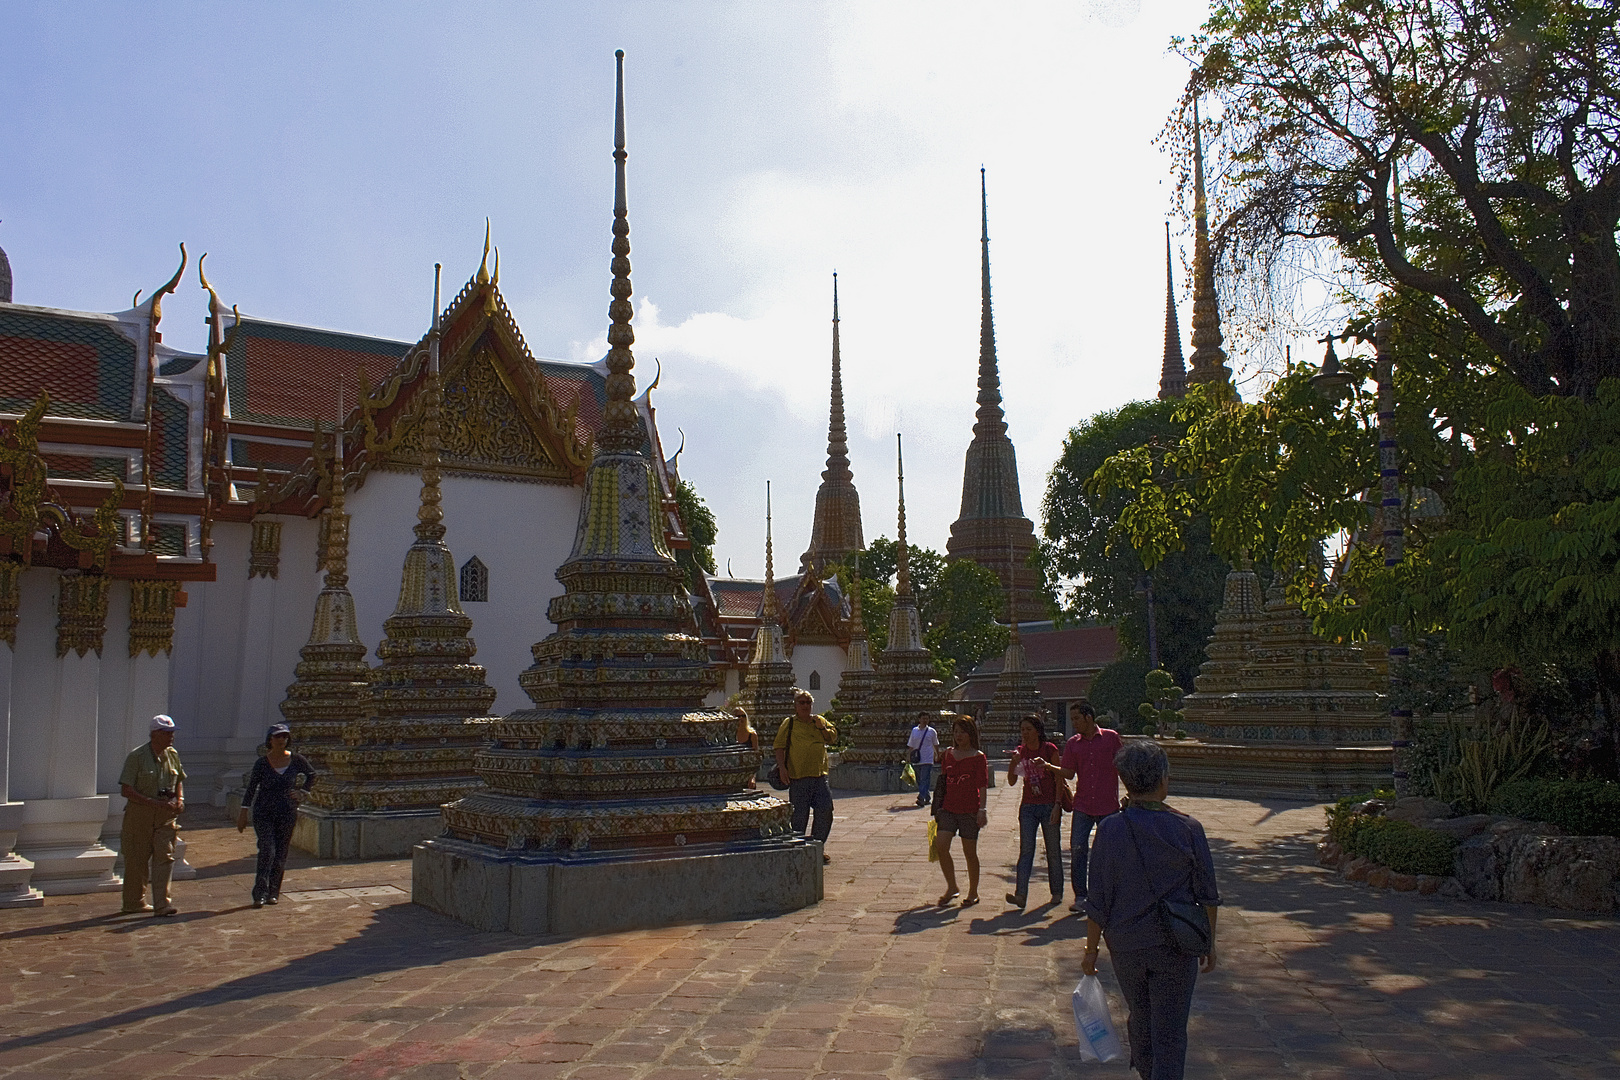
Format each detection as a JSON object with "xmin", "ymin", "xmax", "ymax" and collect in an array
[
  {"xmin": 827, "ymin": 758, "xmax": 910, "ymax": 793},
  {"xmin": 294, "ymin": 805, "xmax": 447, "ymax": 860},
  {"xmin": 1162, "ymin": 740, "xmax": 1393, "ymax": 801},
  {"xmin": 412, "ymin": 834, "xmax": 822, "ymax": 935}
]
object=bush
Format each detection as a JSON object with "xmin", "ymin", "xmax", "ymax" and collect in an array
[
  {"xmin": 1325, "ymin": 789, "xmax": 1396, "ymax": 846},
  {"xmin": 1087, "ymin": 655, "xmax": 1151, "ymax": 726},
  {"xmin": 1488, "ymin": 779, "xmax": 1620, "ymax": 837},
  {"xmin": 1355, "ymin": 819, "xmax": 1458, "ymax": 877}
]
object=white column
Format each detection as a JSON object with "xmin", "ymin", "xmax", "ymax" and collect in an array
[
  {"xmin": 220, "ymin": 570, "xmax": 285, "ymax": 803},
  {"xmin": 0, "ymin": 618, "xmax": 44, "ymax": 907},
  {"xmin": 12, "ymin": 569, "xmax": 120, "ymax": 895}
]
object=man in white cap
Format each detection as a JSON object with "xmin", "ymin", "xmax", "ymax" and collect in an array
[{"xmin": 117, "ymin": 715, "xmax": 186, "ymax": 916}]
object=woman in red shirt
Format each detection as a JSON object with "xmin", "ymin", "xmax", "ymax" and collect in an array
[
  {"xmin": 933, "ymin": 715, "xmax": 989, "ymax": 907},
  {"xmin": 1006, "ymin": 713, "xmax": 1063, "ymax": 910}
]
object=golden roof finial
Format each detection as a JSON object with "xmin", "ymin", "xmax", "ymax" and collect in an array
[
  {"xmin": 325, "ymin": 425, "xmax": 350, "ymax": 589},
  {"xmin": 762, "ymin": 480, "xmax": 778, "ymax": 621},
  {"xmin": 598, "ymin": 48, "xmax": 640, "ymax": 453},
  {"xmin": 1186, "ymin": 96, "xmax": 1231, "ymax": 387},
  {"xmin": 1160, "ymin": 221, "xmax": 1187, "ymax": 399},
  {"xmin": 895, "ymin": 433, "xmax": 912, "ymax": 601},
  {"xmin": 418, "ymin": 266, "xmax": 446, "ymax": 543},
  {"xmin": 477, "ymin": 219, "xmax": 492, "ymax": 285}
]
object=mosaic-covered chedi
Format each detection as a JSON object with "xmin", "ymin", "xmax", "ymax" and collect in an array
[
  {"xmin": 734, "ymin": 484, "xmax": 798, "ymax": 734},
  {"xmin": 981, "ymin": 608, "xmax": 1043, "ymax": 755},
  {"xmin": 299, "ymin": 293, "xmax": 500, "ymax": 858},
  {"xmin": 830, "ymin": 436, "xmax": 944, "ymax": 791},
  {"xmin": 414, "ymin": 52, "xmax": 819, "ymax": 935}
]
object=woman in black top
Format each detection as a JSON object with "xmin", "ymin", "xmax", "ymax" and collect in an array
[{"xmin": 236, "ymin": 724, "xmax": 316, "ymax": 907}]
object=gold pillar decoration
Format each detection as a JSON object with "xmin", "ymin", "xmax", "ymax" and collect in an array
[
  {"xmin": 128, "ymin": 579, "xmax": 180, "ymax": 657},
  {"xmin": 0, "ymin": 560, "xmax": 20, "ymax": 649},
  {"xmin": 249, "ymin": 519, "xmax": 282, "ymax": 579},
  {"xmin": 56, "ymin": 573, "xmax": 111, "ymax": 658}
]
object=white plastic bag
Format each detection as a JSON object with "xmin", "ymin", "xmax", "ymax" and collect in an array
[{"xmin": 1071, "ymin": 974, "xmax": 1123, "ymax": 1063}]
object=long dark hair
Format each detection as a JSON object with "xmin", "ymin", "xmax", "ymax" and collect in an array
[
  {"xmin": 1019, "ymin": 713, "xmax": 1046, "ymax": 746},
  {"xmin": 953, "ymin": 715, "xmax": 981, "ymax": 752}
]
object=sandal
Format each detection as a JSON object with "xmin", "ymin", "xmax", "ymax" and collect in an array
[
  {"xmin": 960, "ymin": 895, "xmax": 980, "ymax": 908},
  {"xmin": 938, "ymin": 890, "xmax": 960, "ymax": 906}
]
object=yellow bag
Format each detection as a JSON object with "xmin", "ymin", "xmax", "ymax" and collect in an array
[{"xmin": 927, "ymin": 817, "xmax": 939, "ymax": 862}]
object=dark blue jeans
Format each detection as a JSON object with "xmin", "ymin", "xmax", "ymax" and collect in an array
[
  {"xmin": 788, "ymin": 775, "xmax": 834, "ymax": 844},
  {"xmin": 252, "ymin": 809, "xmax": 297, "ymax": 902},
  {"xmin": 914, "ymin": 762, "xmax": 934, "ymax": 804},
  {"xmin": 1014, "ymin": 802, "xmax": 1062, "ymax": 900},
  {"xmin": 1110, "ymin": 944, "xmax": 1199, "ymax": 1080},
  {"xmin": 1070, "ymin": 810, "xmax": 1114, "ymax": 898}
]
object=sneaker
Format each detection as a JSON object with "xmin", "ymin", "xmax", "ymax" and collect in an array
[
  {"xmin": 1069, "ymin": 901, "xmax": 1082, "ymax": 914},
  {"xmin": 1005, "ymin": 892, "xmax": 1026, "ymax": 910}
]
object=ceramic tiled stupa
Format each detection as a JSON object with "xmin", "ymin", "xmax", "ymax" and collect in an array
[
  {"xmin": 277, "ymin": 436, "xmax": 370, "ymax": 772},
  {"xmin": 981, "ymin": 608, "xmax": 1043, "ymax": 755},
  {"xmin": 735, "ymin": 483, "xmax": 798, "ymax": 735},
  {"xmin": 830, "ymin": 436, "xmax": 944, "ymax": 791},
  {"xmin": 414, "ymin": 52, "xmax": 818, "ymax": 934},
  {"xmin": 299, "ymin": 290, "xmax": 500, "ymax": 858},
  {"xmin": 799, "ymin": 274, "xmax": 864, "ymax": 576}
]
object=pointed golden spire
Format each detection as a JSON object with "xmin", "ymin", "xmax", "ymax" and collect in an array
[
  {"xmin": 477, "ymin": 219, "xmax": 492, "ymax": 284},
  {"xmin": 975, "ymin": 167, "xmax": 1007, "ymax": 437},
  {"xmin": 325, "ymin": 424, "xmax": 350, "ymax": 588},
  {"xmin": 1160, "ymin": 221, "xmax": 1187, "ymax": 399},
  {"xmin": 599, "ymin": 48, "xmax": 640, "ymax": 453},
  {"xmin": 418, "ymin": 264, "xmax": 446, "ymax": 544},
  {"xmin": 761, "ymin": 480, "xmax": 778, "ymax": 621},
  {"xmin": 801, "ymin": 270, "xmax": 864, "ymax": 574},
  {"xmin": 1186, "ymin": 97, "xmax": 1232, "ymax": 387},
  {"xmin": 895, "ymin": 433, "xmax": 911, "ymax": 601}
]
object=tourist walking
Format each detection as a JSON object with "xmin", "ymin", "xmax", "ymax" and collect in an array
[
  {"xmin": 773, "ymin": 689, "xmax": 838, "ymax": 863},
  {"xmin": 1081, "ymin": 739, "xmax": 1220, "ymax": 1080},
  {"xmin": 236, "ymin": 724, "xmax": 317, "ymax": 908},
  {"xmin": 735, "ymin": 707, "xmax": 760, "ymax": 789},
  {"xmin": 1059, "ymin": 700, "xmax": 1123, "ymax": 912},
  {"xmin": 932, "ymin": 715, "xmax": 988, "ymax": 907},
  {"xmin": 1005, "ymin": 713, "xmax": 1063, "ymax": 909},
  {"xmin": 907, "ymin": 711, "xmax": 940, "ymax": 808},
  {"xmin": 117, "ymin": 714, "xmax": 187, "ymax": 917}
]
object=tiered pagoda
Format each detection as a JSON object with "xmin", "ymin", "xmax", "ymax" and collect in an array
[
  {"xmin": 414, "ymin": 52, "xmax": 817, "ymax": 935},
  {"xmin": 799, "ymin": 273, "xmax": 863, "ymax": 576},
  {"xmin": 945, "ymin": 170, "xmax": 1044, "ymax": 623},
  {"xmin": 981, "ymin": 611, "xmax": 1042, "ymax": 755},
  {"xmin": 831, "ymin": 436, "xmax": 944, "ymax": 791},
  {"xmin": 1182, "ymin": 101, "xmax": 1233, "ymax": 390},
  {"xmin": 277, "ymin": 437, "xmax": 370, "ymax": 772},
  {"xmin": 735, "ymin": 484, "xmax": 798, "ymax": 733},
  {"xmin": 298, "ymin": 288, "xmax": 501, "ymax": 858},
  {"xmin": 1160, "ymin": 222, "xmax": 1188, "ymax": 400}
]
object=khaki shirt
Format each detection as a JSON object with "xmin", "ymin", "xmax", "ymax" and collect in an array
[
  {"xmin": 119, "ymin": 744, "xmax": 186, "ymax": 799},
  {"xmin": 773, "ymin": 715, "xmax": 836, "ymax": 779}
]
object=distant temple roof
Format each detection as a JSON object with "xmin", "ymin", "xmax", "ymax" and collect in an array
[{"xmin": 949, "ymin": 623, "xmax": 1120, "ymax": 705}]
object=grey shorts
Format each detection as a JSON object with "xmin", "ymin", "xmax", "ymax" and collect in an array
[{"xmin": 935, "ymin": 809, "xmax": 981, "ymax": 841}]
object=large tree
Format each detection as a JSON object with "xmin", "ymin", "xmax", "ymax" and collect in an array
[
  {"xmin": 1039, "ymin": 399, "xmax": 1228, "ymax": 691},
  {"xmin": 673, "ymin": 479, "xmax": 718, "ymax": 592},
  {"xmin": 1186, "ymin": 0, "xmax": 1620, "ymax": 400}
]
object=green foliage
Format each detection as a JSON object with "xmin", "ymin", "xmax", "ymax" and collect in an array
[
  {"xmin": 1430, "ymin": 708, "xmax": 1553, "ymax": 814},
  {"xmin": 921, "ymin": 559, "xmax": 1009, "ymax": 685},
  {"xmin": 1324, "ymin": 789, "xmax": 1396, "ymax": 846},
  {"xmin": 1137, "ymin": 668, "xmax": 1186, "ymax": 738},
  {"xmin": 1038, "ymin": 399, "xmax": 1226, "ymax": 690},
  {"xmin": 672, "ymin": 480, "xmax": 718, "ymax": 591},
  {"xmin": 1087, "ymin": 656, "xmax": 1151, "ymax": 727},
  {"xmin": 1325, "ymin": 791, "xmax": 1456, "ymax": 876},
  {"xmin": 1488, "ymin": 780, "xmax": 1620, "ymax": 838}
]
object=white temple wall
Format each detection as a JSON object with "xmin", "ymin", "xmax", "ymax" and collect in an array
[
  {"xmin": 0, "ymin": 627, "xmax": 40, "ymax": 905},
  {"xmin": 789, "ymin": 644, "xmax": 848, "ymax": 716},
  {"xmin": 10, "ymin": 568, "xmax": 119, "ymax": 894},
  {"xmin": 95, "ymin": 581, "xmax": 172, "ymax": 840},
  {"xmin": 345, "ymin": 470, "xmax": 583, "ymax": 715}
]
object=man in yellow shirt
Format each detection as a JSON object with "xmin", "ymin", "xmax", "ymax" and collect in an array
[
  {"xmin": 118, "ymin": 715, "xmax": 187, "ymax": 916},
  {"xmin": 773, "ymin": 689, "xmax": 837, "ymax": 863}
]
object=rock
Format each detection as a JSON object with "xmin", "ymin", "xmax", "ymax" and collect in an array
[
  {"xmin": 1385, "ymin": 796, "xmax": 1456, "ymax": 823},
  {"xmin": 1454, "ymin": 831, "xmax": 1505, "ymax": 901},
  {"xmin": 1353, "ymin": 798, "xmax": 1388, "ymax": 818},
  {"xmin": 1316, "ymin": 840, "xmax": 1342, "ymax": 868},
  {"xmin": 1425, "ymin": 814, "xmax": 1497, "ymax": 841},
  {"xmin": 1343, "ymin": 858, "xmax": 1371, "ymax": 883},
  {"xmin": 1367, "ymin": 865, "xmax": 1391, "ymax": 889},
  {"xmin": 1500, "ymin": 835, "xmax": 1620, "ymax": 913},
  {"xmin": 1389, "ymin": 872, "xmax": 1418, "ymax": 892},
  {"xmin": 1438, "ymin": 876, "xmax": 1467, "ymax": 899},
  {"xmin": 1416, "ymin": 875, "xmax": 1442, "ymax": 895}
]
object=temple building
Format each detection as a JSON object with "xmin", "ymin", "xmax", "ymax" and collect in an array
[
  {"xmin": 949, "ymin": 621, "xmax": 1118, "ymax": 742},
  {"xmin": 945, "ymin": 171, "xmax": 1044, "ymax": 624}
]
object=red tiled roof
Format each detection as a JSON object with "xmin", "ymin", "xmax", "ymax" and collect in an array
[
  {"xmin": 242, "ymin": 336, "xmax": 401, "ymax": 425},
  {"xmin": 970, "ymin": 625, "xmax": 1120, "ymax": 677}
]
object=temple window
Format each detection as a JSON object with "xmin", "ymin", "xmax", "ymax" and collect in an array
[
  {"xmin": 460, "ymin": 556, "xmax": 489, "ymax": 602},
  {"xmin": 809, "ymin": 671, "xmax": 821, "ymax": 690}
]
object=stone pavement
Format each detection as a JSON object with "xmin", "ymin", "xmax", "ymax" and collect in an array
[{"xmin": 1, "ymin": 781, "xmax": 1617, "ymax": 1080}]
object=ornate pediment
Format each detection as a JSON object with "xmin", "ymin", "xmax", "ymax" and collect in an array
[{"xmin": 383, "ymin": 348, "xmax": 573, "ymax": 483}]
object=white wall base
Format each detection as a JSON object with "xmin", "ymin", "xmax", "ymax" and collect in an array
[
  {"xmin": 0, "ymin": 802, "xmax": 43, "ymax": 907},
  {"xmin": 17, "ymin": 795, "xmax": 121, "ymax": 895}
]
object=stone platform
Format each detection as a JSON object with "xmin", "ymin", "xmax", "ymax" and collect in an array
[
  {"xmin": 827, "ymin": 758, "xmax": 905, "ymax": 793},
  {"xmin": 1164, "ymin": 739, "xmax": 1393, "ymax": 800},
  {"xmin": 293, "ymin": 805, "xmax": 444, "ymax": 860},
  {"xmin": 412, "ymin": 833, "xmax": 823, "ymax": 934}
]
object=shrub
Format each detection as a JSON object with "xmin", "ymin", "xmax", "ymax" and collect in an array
[
  {"xmin": 1325, "ymin": 789, "xmax": 1396, "ymax": 846},
  {"xmin": 1355, "ymin": 819, "xmax": 1459, "ymax": 877},
  {"xmin": 1488, "ymin": 779, "xmax": 1620, "ymax": 837},
  {"xmin": 1087, "ymin": 655, "xmax": 1152, "ymax": 726},
  {"xmin": 1431, "ymin": 710, "xmax": 1553, "ymax": 813}
]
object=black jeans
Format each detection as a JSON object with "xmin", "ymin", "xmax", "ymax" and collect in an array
[
  {"xmin": 788, "ymin": 775, "xmax": 834, "ymax": 844},
  {"xmin": 1110, "ymin": 943, "xmax": 1199, "ymax": 1080},
  {"xmin": 252, "ymin": 809, "xmax": 297, "ymax": 901},
  {"xmin": 1070, "ymin": 810, "xmax": 1114, "ymax": 898}
]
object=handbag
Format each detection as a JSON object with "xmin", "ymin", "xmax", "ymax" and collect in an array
[
  {"xmin": 1122, "ymin": 812, "xmax": 1212, "ymax": 957},
  {"xmin": 929, "ymin": 763, "xmax": 948, "ymax": 815},
  {"xmin": 766, "ymin": 717, "xmax": 793, "ymax": 791}
]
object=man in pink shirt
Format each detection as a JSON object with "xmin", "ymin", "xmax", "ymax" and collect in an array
[{"xmin": 1058, "ymin": 699, "xmax": 1122, "ymax": 913}]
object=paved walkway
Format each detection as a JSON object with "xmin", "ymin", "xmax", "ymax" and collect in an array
[{"xmin": 1, "ymin": 782, "xmax": 1617, "ymax": 1080}]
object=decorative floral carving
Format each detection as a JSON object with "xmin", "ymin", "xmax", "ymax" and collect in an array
[
  {"xmin": 0, "ymin": 559, "xmax": 19, "ymax": 649},
  {"xmin": 249, "ymin": 519, "xmax": 282, "ymax": 579},
  {"xmin": 391, "ymin": 351, "xmax": 569, "ymax": 482},
  {"xmin": 56, "ymin": 573, "xmax": 110, "ymax": 658},
  {"xmin": 128, "ymin": 579, "xmax": 180, "ymax": 658}
]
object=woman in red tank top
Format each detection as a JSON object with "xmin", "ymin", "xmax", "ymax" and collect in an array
[{"xmin": 933, "ymin": 715, "xmax": 989, "ymax": 907}]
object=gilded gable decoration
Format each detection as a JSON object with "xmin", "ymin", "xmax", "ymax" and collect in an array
[
  {"xmin": 0, "ymin": 560, "xmax": 19, "ymax": 649},
  {"xmin": 249, "ymin": 519, "xmax": 282, "ymax": 579},
  {"xmin": 56, "ymin": 573, "xmax": 110, "ymax": 658},
  {"xmin": 128, "ymin": 579, "xmax": 180, "ymax": 657}
]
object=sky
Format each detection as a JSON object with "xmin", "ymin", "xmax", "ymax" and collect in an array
[{"xmin": 1, "ymin": 0, "xmax": 1229, "ymax": 580}]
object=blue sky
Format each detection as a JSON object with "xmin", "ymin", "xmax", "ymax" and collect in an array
[{"xmin": 2, "ymin": 1, "xmax": 1227, "ymax": 579}]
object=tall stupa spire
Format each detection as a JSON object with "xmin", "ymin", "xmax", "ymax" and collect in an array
[
  {"xmin": 895, "ymin": 434, "xmax": 913, "ymax": 604},
  {"xmin": 763, "ymin": 480, "xmax": 777, "ymax": 618},
  {"xmin": 419, "ymin": 53, "xmax": 806, "ymax": 935},
  {"xmin": 1160, "ymin": 222, "xmax": 1187, "ymax": 399},
  {"xmin": 737, "ymin": 482, "xmax": 795, "ymax": 725},
  {"xmin": 1185, "ymin": 98, "xmax": 1232, "ymax": 388},
  {"xmin": 800, "ymin": 272, "xmax": 864, "ymax": 574},
  {"xmin": 946, "ymin": 168, "xmax": 1043, "ymax": 623}
]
